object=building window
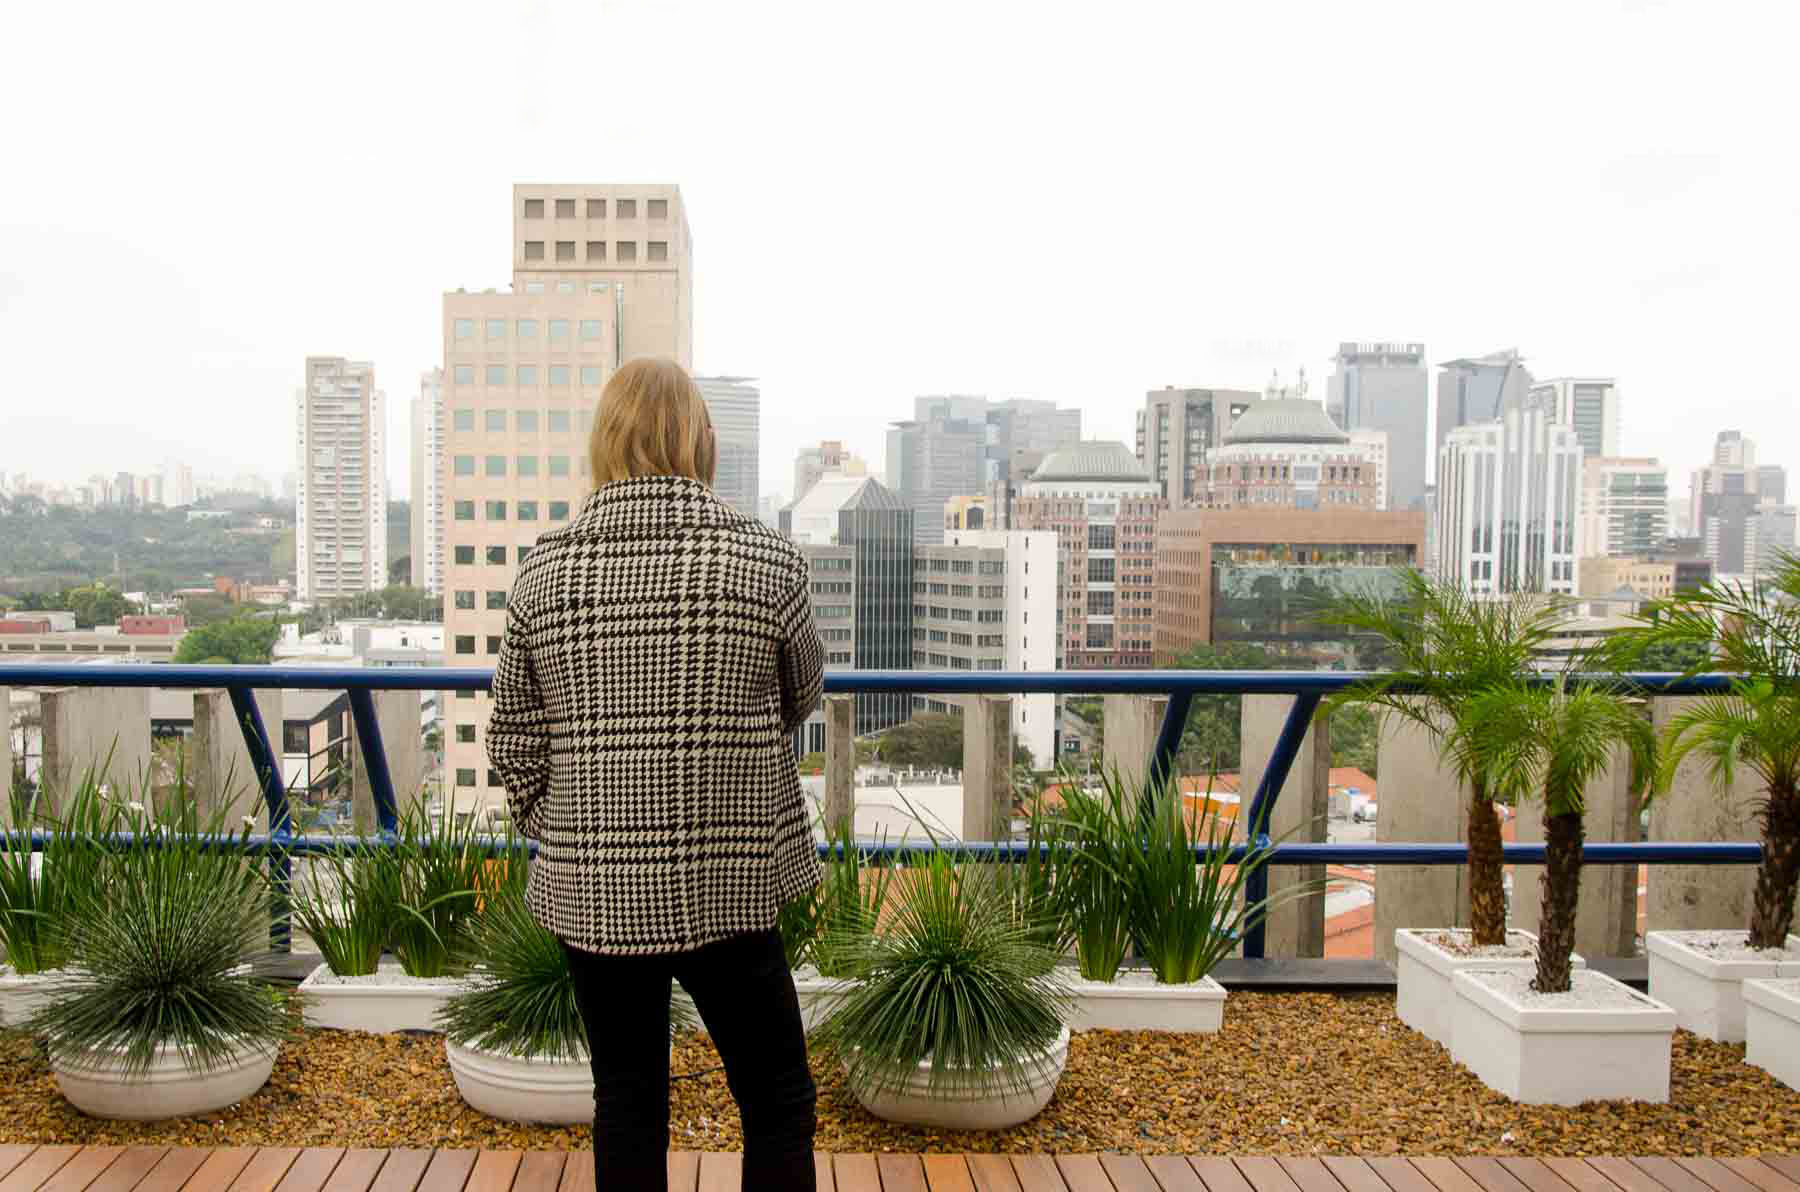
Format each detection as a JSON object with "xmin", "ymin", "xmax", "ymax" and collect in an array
[
  {"xmin": 587, "ymin": 198, "xmax": 606, "ymax": 218},
  {"xmin": 454, "ymin": 545, "xmax": 475, "ymax": 564},
  {"xmin": 579, "ymin": 319, "xmax": 603, "ymax": 341},
  {"xmin": 554, "ymin": 198, "xmax": 575, "ymax": 218},
  {"xmin": 485, "ymin": 500, "xmax": 507, "ymax": 520},
  {"xmin": 453, "ymin": 318, "xmax": 475, "ymax": 340},
  {"xmin": 586, "ymin": 241, "xmax": 605, "ymax": 261},
  {"xmin": 485, "ymin": 546, "xmax": 507, "ymax": 565},
  {"xmin": 485, "ymin": 318, "xmax": 506, "ymax": 341},
  {"xmin": 516, "ymin": 546, "xmax": 532, "ymax": 564},
  {"xmin": 549, "ymin": 500, "xmax": 571, "ymax": 520},
  {"xmin": 455, "ymin": 725, "xmax": 476, "ymax": 744},
  {"xmin": 517, "ymin": 364, "xmax": 538, "ymax": 385},
  {"xmin": 453, "ymin": 408, "xmax": 475, "ymax": 431},
  {"xmin": 487, "ymin": 771, "xmax": 504, "ymax": 789},
  {"xmin": 616, "ymin": 241, "xmax": 637, "ymax": 263},
  {"xmin": 452, "ymin": 455, "xmax": 475, "ymax": 477},
  {"xmin": 549, "ymin": 456, "xmax": 570, "ymax": 477},
  {"xmin": 1087, "ymin": 590, "xmax": 1115, "ymax": 615},
  {"xmin": 518, "ymin": 455, "xmax": 540, "ymax": 477},
  {"xmin": 454, "ymin": 500, "xmax": 475, "ymax": 521},
  {"xmin": 647, "ymin": 242, "xmax": 668, "ymax": 262},
  {"xmin": 485, "ymin": 410, "xmax": 506, "ymax": 432},
  {"xmin": 548, "ymin": 409, "xmax": 571, "ymax": 433},
  {"xmin": 517, "ymin": 319, "xmax": 538, "ymax": 339},
  {"xmin": 454, "ymin": 591, "xmax": 475, "ymax": 610},
  {"xmin": 524, "ymin": 281, "xmax": 544, "ymax": 294},
  {"xmin": 1087, "ymin": 558, "xmax": 1115, "ymax": 583},
  {"xmin": 517, "ymin": 500, "xmax": 539, "ymax": 520},
  {"xmin": 485, "ymin": 364, "xmax": 507, "ymax": 386},
  {"xmin": 455, "ymin": 768, "xmax": 477, "ymax": 788},
  {"xmin": 523, "ymin": 199, "xmax": 544, "ymax": 218},
  {"xmin": 516, "ymin": 409, "xmax": 539, "ymax": 433},
  {"xmin": 580, "ymin": 365, "xmax": 602, "ymax": 386},
  {"xmin": 486, "ymin": 635, "xmax": 502, "ymax": 654},
  {"xmin": 1088, "ymin": 524, "xmax": 1115, "ymax": 551},
  {"xmin": 616, "ymin": 199, "xmax": 637, "ymax": 218},
  {"xmin": 454, "ymin": 635, "xmax": 476, "ymax": 655},
  {"xmin": 485, "ymin": 455, "xmax": 507, "ymax": 477},
  {"xmin": 555, "ymin": 241, "xmax": 576, "ymax": 262},
  {"xmin": 523, "ymin": 241, "xmax": 544, "ymax": 261},
  {"xmin": 549, "ymin": 319, "xmax": 570, "ymax": 342},
  {"xmin": 549, "ymin": 365, "xmax": 571, "ymax": 386}
]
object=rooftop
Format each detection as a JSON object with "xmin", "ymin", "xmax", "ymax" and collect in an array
[
  {"xmin": 1027, "ymin": 441, "xmax": 1151, "ymax": 484},
  {"xmin": 1223, "ymin": 399, "xmax": 1349, "ymax": 446}
]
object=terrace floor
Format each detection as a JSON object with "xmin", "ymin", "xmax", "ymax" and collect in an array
[{"xmin": 1, "ymin": 1147, "xmax": 1798, "ymax": 1192}]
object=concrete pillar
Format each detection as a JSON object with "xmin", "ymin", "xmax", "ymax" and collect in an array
[
  {"xmin": 1510, "ymin": 744, "xmax": 1639, "ymax": 959},
  {"xmin": 821, "ymin": 695, "xmax": 855, "ymax": 837},
  {"xmin": 961, "ymin": 695, "xmax": 1013, "ymax": 842},
  {"xmin": 192, "ymin": 689, "xmax": 283, "ymax": 831},
  {"xmin": 351, "ymin": 690, "xmax": 425, "ymax": 833},
  {"xmin": 1239, "ymin": 695, "xmax": 1330, "ymax": 958},
  {"xmin": 38, "ymin": 687, "xmax": 153, "ymax": 815},
  {"xmin": 1373, "ymin": 710, "xmax": 1472, "ymax": 969},
  {"xmin": 1, "ymin": 686, "xmax": 12, "ymax": 825},
  {"xmin": 1647, "ymin": 695, "xmax": 1758, "ymax": 932},
  {"xmin": 1101, "ymin": 694, "xmax": 1168, "ymax": 791}
]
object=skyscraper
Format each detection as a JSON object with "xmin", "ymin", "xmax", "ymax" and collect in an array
[
  {"xmin": 1692, "ymin": 430, "xmax": 1767, "ymax": 576},
  {"xmin": 888, "ymin": 396, "xmax": 1081, "ymax": 545},
  {"xmin": 442, "ymin": 184, "xmax": 693, "ymax": 816},
  {"xmin": 1435, "ymin": 350, "xmax": 1531, "ymax": 456},
  {"xmin": 410, "ymin": 368, "xmax": 446, "ymax": 594},
  {"xmin": 693, "ymin": 375, "xmax": 759, "ymax": 519},
  {"xmin": 1579, "ymin": 457, "xmax": 1669, "ymax": 559},
  {"xmin": 792, "ymin": 440, "xmax": 867, "ymax": 505},
  {"xmin": 1531, "ymin": 378, "xmax": 1620, "ymax": 459},
  {"xmin": 296, "ymin": 356, "xmax": 387, "ymax": 600},
  {"xmin": 1135, "ymin": 386, "xmax": 1261, "ymax": 508},
  {"xmin": 1328, "ymin": 342, "xmax": 1429, "ymax": 510}
]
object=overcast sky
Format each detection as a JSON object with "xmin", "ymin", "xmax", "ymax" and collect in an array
[{"xmin": 3, "ymin": 0, "xmax": 1796, "ymax": 507}]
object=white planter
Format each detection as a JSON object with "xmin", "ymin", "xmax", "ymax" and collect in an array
[
  {"xmin": 445, "ymin": 1038, "xmax": 595, "ymax": 1125},
  {"xmin": 51, "ymin": 1038, "xmax": 277, "ymax": 1120},
  {"xmin": 1646, "ymin": 929, "xmax": 1800, "ymax": 1043},
  {"xmin": 0, "ymin": 965, "xmax": 65, "ymax": 1030},
  {"xmin": 1450, "ymin": 968, "xmax": 1675, "ymax": 1105},
  {"xmin": 1394, "ymin": 928, "xmax": 1584, "ymax": 1052},
  {"xmin": 298, "ymin": 962, "xmax": 466, "ymax": 1033},
  {"xmin": 849, "ymin": 1027, "xmax": 1069, "ymax": 1131},
  {"xmin": 1067, "ymin": 970, "xmax": 1226, "ymax": 1033},
  {"xmin": 1743, "ymin": 978, "xmax": 1800, "ymax": 1091},
  {"xmin": 675, "ymin": 967, "xmax": 850, "ymax": 1035}
]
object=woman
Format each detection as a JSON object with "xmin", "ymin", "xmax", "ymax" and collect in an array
[{"xmin": 487, "ymin": 357, "xmax": 823, "ymax": 1191}]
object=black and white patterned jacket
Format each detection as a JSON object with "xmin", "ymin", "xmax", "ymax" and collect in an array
[{"xmin": 486, "ymin": 474, "xmax": 824, "ymax": 955}]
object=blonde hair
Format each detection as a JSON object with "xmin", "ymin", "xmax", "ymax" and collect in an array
[{"xmin": 587, "ymin": 358, "xmax": 716, "ymax": 488}]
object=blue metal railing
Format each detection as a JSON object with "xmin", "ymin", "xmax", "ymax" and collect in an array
[{"xmin": 0, "ymin": 664, "xmax": 1757, "ymax": 959}]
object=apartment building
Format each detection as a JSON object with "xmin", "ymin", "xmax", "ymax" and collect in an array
[
  {"xmin": 1135, "ymin": 387, "xmax": 1260, "ymax": 507},
  {"xmin": 296, "ymin": 356, "xmax": 387, "ymax": 600},
  {"xmin": 1579, "ymin": 457, "xmax": 1668, "ymax": 559},
  {"xmin": 410, "ymin": 368, "xmax": 446, "ymax": 594},
  {"xmin": 694, "ymin": 375, "xmax": 759, "ymax": 519},
  {"xmin": 1577, "ymin": 555, "xmax": 1714, "ymax": 602},
  {"xmin": 1531, "ymin": 378, "xmax": 1621, "ymax": 460},
  {"xmin": 443, "ymin": 184, "xmax": 693, "ymax": 816}
]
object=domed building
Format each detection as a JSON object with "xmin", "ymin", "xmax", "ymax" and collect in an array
[
  {"xmin": 1015, "ymin": 441, "xmax": 1166, "ymax": 669},
  {"xmin": 1206, "ymin": 398, "xmax": 1382, "ymax": 511}
]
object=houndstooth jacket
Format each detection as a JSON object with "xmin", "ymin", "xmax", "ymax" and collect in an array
[{"xmin": 486, "ymin": 474, "xmax": 824, "ymax": 955}]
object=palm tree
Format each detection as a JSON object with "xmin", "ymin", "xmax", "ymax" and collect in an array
[
  {"xmin": 1315, "ymin": 570, "xmax": 1568, "ymax": 946},
  {"xmin": 1451, "ymin": 678, "xmax": 1657, "ymax": 992},
  {"xmin": 1606, "ymin": 554, "xmax": 1800, "ymax": 950}
]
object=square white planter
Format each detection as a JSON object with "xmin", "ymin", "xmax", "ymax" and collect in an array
[
  {"xmin": 1394, "ymin": 928, "xmax": 1584, "ymax": 1052},
  {"xmin": 1066, "ymin": 970, "xmax": 1226, "ymax": 1033},
  {"xmin": 298, "ymin": 962, "xmax": 467, "ymax": 1033},
  {"xmin": 1451, "ymin": 968, "xmax": 1676, "ymax": 1105},
  {"xmin": 1646, "ymin": 929, "xmax": 1800, "ymax": 1043},
  {"xmin": 1743, "ymin": 978, "xmax": 1800, "ymax": 1091},
  {"xmin": 0, "ymin": 966, "xmax": 64, "ymax": 1030}
]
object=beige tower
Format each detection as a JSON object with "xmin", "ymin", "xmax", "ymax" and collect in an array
[
  {"xmin": 296, "ymin": 356, "xmax": 387, "ymax": 600},
  {"xmin": 442, "ymin": 185, "xmax": 694, "ymax": 816}
]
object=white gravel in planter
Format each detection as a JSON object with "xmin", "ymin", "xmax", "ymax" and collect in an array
[
  {"xmin": 1471, "ymin": 968, "xmax": 1662, "ymax": 1009},
  {"xmin": 1647, "ymin": 929, "xmax": 1800, "ymax": 1042},
  {"xmin": 1655, "ymin": 929, "xmax": 1800, "ymax": 963}
]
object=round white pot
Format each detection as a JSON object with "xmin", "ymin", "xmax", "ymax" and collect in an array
[
  {"xmin": 51, "ymin": 1038, "xmax": 278, "ymax": 1121},
  {"xmin": 0, "ymin": 966, "xmax": 65, "ymax": 1030},
  {"xmin": 445, "ymin": 1038, "xmax": 595, "ymax": 1125},
  {"xmin": 849, "ymin": 1027, "xmax": 1069, "ymax": 1131}
]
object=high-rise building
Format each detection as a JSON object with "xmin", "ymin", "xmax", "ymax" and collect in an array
[
  {"xmin": 1748, "ymin": 505, "xmax": 1798, "ymax": 579},
  {"xmin": 1437, "ymin": 385, "xmax": 1582, "ymax": 597},
  {"xmin": 1579, "ymin": 457, "xmax": 1669, "ymax": 559},
  {"xmin": 1757, "ymin": 465, "xmax": 1788, "ymax": 508},
  {"xmin": 1531, "ymin": 378, "xmax": 1620, "ymax": 460},
  {"xmin": 1014, "ymin": 442, "xmax": 1164, "ymax": 669},
  {"xmin": 410, "ymin": 368, "xmax": 446, "ymax": 594},
  {"xmin": 889, "ymin": 396, "xmax": 1081, "ymax": 545},
  {"xmin": 793, "ymin": 440, "xmax": 867, "ymax": 506},
  {"xmin": 1436, "ymin": 350, "xmax": 1531, "ymax": 456},
  {"xmin": 443, "ymin": 184, "xmax": 693, "ymax": 814},
  {"xmin": 1205, "ymin": 399, "xmax": 1382, "ymax": 511},
  {"xmin": 296, "ymin": 356, "xmax": 387, "ymax": 601},
  {"xmin": 1328, "ymin": 342, "xmax": 1428, "ymax": 510},
  {"xmin": 1692, "ymin": 431, "xmax": 1774, "ymax": 577},
  {"xmin": 1135, "ymin": 386, "xmax": 1260, "ymax": 507},
  {"xmin": 694, "ymin": 375, "xmax": 759, "ymax": 519},
  {"xmin": 161, "ymin": 460, "xmax": 196, "ymax": 508},
  {"xmin": 1349, "ymin": 429, "xmax": 1390, "ymax": 511}
]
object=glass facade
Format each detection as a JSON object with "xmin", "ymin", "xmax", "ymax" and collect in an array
[
  {"xmin": 1209, "ymin": 543, "xmax": 1417, "ymax": 669},
  {"xmin": 841, "ymin": 503, "xmax": 915, "ymax": 735}
]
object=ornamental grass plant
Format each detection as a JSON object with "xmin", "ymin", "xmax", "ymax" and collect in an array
[{"xmin": 1, "ymin": 770, "xmax": 126, "ymax": 977}]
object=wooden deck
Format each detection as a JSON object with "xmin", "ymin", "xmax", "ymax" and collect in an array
[{"xmin": 0, "ymin": 1148, "xmax": 1794, "ymax": 1192}]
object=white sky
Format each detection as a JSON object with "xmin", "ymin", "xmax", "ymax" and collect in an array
[{"xmin": 3, "ymin": 0, "xmax": 1796, "ymax": 507}]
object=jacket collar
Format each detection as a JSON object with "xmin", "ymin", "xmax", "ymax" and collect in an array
[{"xmin": 575, "ymin": 475, "xmax": 733, "ymax": 536}]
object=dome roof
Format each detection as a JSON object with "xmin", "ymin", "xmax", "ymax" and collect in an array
[
  {"xmin": 1223, "ymin": 399, "xmax": 1348, "ymax": 446},
  {"xmin": 1028, "ymin": 441, "xmax": 1151, "ymax": 484}
]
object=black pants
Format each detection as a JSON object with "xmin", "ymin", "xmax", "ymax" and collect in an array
[{"xmin": 563, "ymin": 929, "xmax": 817, "ymax": 1191}]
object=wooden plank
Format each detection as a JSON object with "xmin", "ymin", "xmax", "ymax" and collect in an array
[
  {"xmin": 921, "ymin": 1155, "xmax": 975, "ymax": 1192},
  {"xmin": 695, "ymin": 1153, "xmax": 740, "ymax": 1192},
  {"xmin": 1409, "ymin": 1160, "xmax": 1486, "ymax": 1192},
  {"xmin": 319, "ymin": 1153, "xmax": 388, "ymax": 1192},
  {"xmin": 1101, "ymin": 1155, "xmax": 1167, "ymax": 1192},
  {"xmin": 1675, "ymin": 1160, "xmax": 1762, "ymax": 1192},
  {"xmin": 1322, "ymin": 1159, "xmax": 1394, "ymax": 1192},
  {"xmin": 369, "ymin": 1153, "xmax": 435, "ymax": 1192},
  {"xmin": 877, "ymin": 1155, "xmax": 929, "ymax": 1192},
  {"xmin": 813, "ymin": 1154, "xmax": 835, "ymax": 1192},
  {"xmin": 1236, "ymin": 1159, "xmax": 1305, "ymax": 1192},
  {"xmin": 510, "ymin": 1155, "xmax": 566, "ymax": 1192},
  {"xmin": 1144, "ymin": 1158, "xmax": 1206, "ymax": 1192},
  {"xmin": 1362, "ymin": 1160, "xmax": 1440, "ymax": 1192},
  {"xmin": 0, "ymin": 1147, "xmax": 80, "ymax": 1192},
  {"xmin": 414, "ymin": 1153, "xmax": 476, "ymax": 1192},
  {"xmin": 1585, "ymin": 1160, "xmax": 1667, "ymax": 1192},
  {"xmin": 229, "ymin": 1150, "xmax": 301, "ymax": 1192},
  {"xmin": 553, "ymin": 1150, "xmax": 591, "ymax": 1192},
  {"xmin": 1279, "ymin": 1159, "xmax": 1349, "ymax": 1192},
  {"xmin": 131, "ymin": 1149, "xmax": 212, "ymax": 1192},
  {"xmin": 0, "ymin": 1153, "xmax": 38, "ymax": 1187},
  {"xmin": 967, "ymin": 1154, "xmax": 1023, "ymax": 1192},
  {"xmin": 1495, "ymin": 1160, "xmax": 1577, "ymax": 1192},
  {"xmin": 460, "ymin": 1153, "xmax": 518, "ymax": 1192},
  {"xmin": 179, "ymin": 1149, "xmax": 259, "ymax": 1192},
  {"xmin": 1632, "ymin": 1160, "xmax": 1716, "ymax": 1192},
  {"xmin": 1719, "ymin": 1161, "xmax": 1800, "ymax": 1192},
  {"xmin": 36, "ymin": 1148, "xmax": 123, "ymax": 1192},
  {"xmin": 1053, "ymin": 1156, "xmax": 1112, "ymax": 1192},
  {"xmin": 832, "ymin": 1156, "xmax": 879, "ymax": 1192},
  {"xmin": 662, "ymin": 1154, "xmax": 696, "ymax": 1192},
  {"xmin": 1009, "ymin": 1156, "xmax": 1068, "ymax": 1192},
  {"xmin": 1760, "ymin": 1165, "xmax": 1800, "ymax": 1191},
  {"xmin": 1455, "ymin": 1158, "xmax": 1534, "ymax": 1192},
  {"xmin": 1190, "ymin": 1159, "xmax": 1257, "ymax": 1192},
  {"xmin": 1542, "ymin": 1161, "xmax": 1630, "ymax": 1192},
  {"xmin": 84, "ymin": 1150, "xmax": 169, "ymax": 1192}
]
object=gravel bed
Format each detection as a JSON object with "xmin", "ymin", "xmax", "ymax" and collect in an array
[{"xmin": 3, "ymin": 992, "xmax": 1798, "ymax": 1155}]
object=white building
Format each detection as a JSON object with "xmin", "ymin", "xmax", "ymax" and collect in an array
[
  {"xmin": 410, "ymin": 368, "xmax": 446, "ymax": 594},
  {"xmin": 694, "ymin": 375, "xmax": 760, "ymax": 520},
  {"xmin": 1531, "ymin": 377, "xmax": 1620, "ymax": 460},
  {"xmin": 1348, "ymin": 429, "xmax": 1391, "ymax": 511},
  {"xmin": 1579, "ymin": 457, "xmax": 1668, "ymax": 559},
  {"xmin": 296, "ymin": 356, "xmax": 388, "ymax": 601},
  {"xmin": 938, "ymin": 528, "xmax": 1059, "ymax": 767}
]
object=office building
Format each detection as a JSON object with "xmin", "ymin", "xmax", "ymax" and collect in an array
[
  {"xmin": 160, "ymin": 461, "xmax": 196, "ymax": 508},
  {"xmin": 1206, "ymin": 399, "xmax": 1382, "ymax": 511},
  {"xmin": 1328, "ymin": 342, "xmax": 1428, "ymax": 510},
  {"xmin": 296, "ymin": 356, "xmax": 388, "ymax": 601},
  {"xmin": 889, "ymin": 397, "xmax": 1081, "ymax": 545},
  {"xmin": 1758, "ymin": 466, "xmax": 1788, "ymax": 508},
  {"xmin": 1748, "ymin": 505, "xmax": 1798, "ymax": 578},
  {"xmin": 1153, "ymin": 509, "xmax": 1426, "ymax": 667},
  {"xmin": 793, "ymin": 440, "xmax": 867, "ymax": 505},
  {"xmin": 1436, "ymin": 350, "xmax": 1531, "ymax": 456},
  {"xmin": 1580, "ymin": 457, "xmax": 1669, "ymax": 559},
  {"xmin": 443, "ymin": 183, "xmax": 693, "ymax": 814},
  {"xmin": 1437, "ymin": 385, "xmax": 1583, "ymax": 597},
  {"xmin": 1578, "ymin": 555, "xmax": 1715, "ymax": 602},
  {"xmin": 1136, "ymin": 386, "xmax": 1260, "ymax": 507},
  {"xmin": 1691, "ymin": 431, "xmax": 1782, "ymax": 577},
  {"xmin": 1531, "ymin": 378, "xmax": 1621, "ymax": 459},
  {"xmin": 943, "ymin": 494, "xmax": 991, "ymax": 532},
  {"xmin": 410, "ymin": 368, "xmax": 446, "ymax": 594},
  {"xmin": 694, "ymin": 375, "xmax": 759, "ymax": 519},
  {"xmin": 1014, "ymin": 442, "xmax": 1164, "ymax": 669},
  {"xmin": 1349, "ymin": 430, "xmax": 1390, "ymax": 511}
]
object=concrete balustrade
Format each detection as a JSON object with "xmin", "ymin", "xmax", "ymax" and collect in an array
[
  {"xmin": 192, "ymin": 688, "xmax": 283, "ymax": 831},
  {"xmin": 1, "ymin": 685, "xmax": 12, "ymax": 821},
  {"xmin": 1647, "ymin": 696, "xmax": 1758, "ymax": 932},
  {"xmin": 1508, "ymin": 742, "xmax": 1639, "ymax": 959},
  {"xmin": 38, "ymin": 686, "xmax": 152, "ymax": 814},
  {"xmin": 1372, "ymin": 710, "xmax": 1472, "ymax": 968},
  {"xmin": 821, "ymin": 695, "xmax": 855, "ymax": 837},
  {"xmin": 350, "ymin": 690, "xmax": 426, "ymax": 830},
  {"xmin": 1239, "ymin": 694, "xmax": 1331, "ymax": 959},
  {"xmin": 1101, "ymin": 694, "xmax": 1167, "ymax": 794},
  {"xmin": 960, "ymin": 695, "xmax": 1014, "ymax": 842}
]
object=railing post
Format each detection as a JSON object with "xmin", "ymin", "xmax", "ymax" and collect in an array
[
  {"xmin": 961, "ymin": 695, "xmax": 1013, "ymax": 842},
  {"xmin": 1647, "ymin": 694, "xmax": 1759, "ymax": 934},
  {"xmin": 822, "ymin": 695, "xmax": 855, "ymax": 837},
  {"xmin": 1241, "ymin": 692, "xmax": 1321, "ymax": 960},
  {"xmin": 347, "ymin": 689, "xmax": 400, "ymax": 834},
  {"xmin": 0, "ymin": 682, "xmax": 13, "ymax": 826},
  {"xmin": 1240, "ymin": 693, "xmax": 1330, "ymax": 959}
]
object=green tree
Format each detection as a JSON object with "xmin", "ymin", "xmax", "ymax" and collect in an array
[
  {"xmin": 1165, "ymin": 641, "xmax": 1310, "ymax": 774},
  {"xmin": 875, "ymin": 712, "xmax": 1034, "ymax": 770},
  {"xmin": 174, "ymin": 615, "xmax": 281, "ymax": 664},
  {"xmin": 1331, "ymin": 703, "xmax": 1381, "ymax": 778},
  {"xmin": 180, "ymin": 593, "xmax": 239, "ymax": 627},
  {"xmin": 390, "ymin": 556, "xmax": 412, "ymax": 586}
]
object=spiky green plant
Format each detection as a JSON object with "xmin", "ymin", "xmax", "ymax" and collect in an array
[
  {"xmin": 808, "ymin": 814, "xmax": 896, "ymax": 979},
  {"xmin": 26, "ymin": 798, "xmax": 291, "ymax": 1075},
  {"xmin": 996, "ymin": 776, "xmax": 1078, "ymax": 959},
  {"xmin": 1049, "ymin": 775, "xmax": 1135, "ymax": 981},
  {"xmin": 1314, "ymin": 570, "xmax": 1569, "ymax": 946},
  {"xmin": 283, "ymin": 842, "xmax": 398, "ymax": 978},
  {"xmin": 810, "ymin": 848, "xmax": 1071, "ymax": 1100},
  {"xmin": 0, "ymin": 772, "xmax": 126, "ymax": 977},
  {"xmin": 386, "ymin": 798, "xmax": 488, "ymax": 978}
]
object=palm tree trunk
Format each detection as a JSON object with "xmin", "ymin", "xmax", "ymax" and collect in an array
[
  {"xmin": 1534, "ymin": 810, "xmax": 1584, "ymax": 994},
  {"xmin": 1749, "ymin": 782, "xmax": 1800, "ymax": 949},
  {"xmin": 1467, "ymin": 781, "xmax": 1507, "ymax": 946}
]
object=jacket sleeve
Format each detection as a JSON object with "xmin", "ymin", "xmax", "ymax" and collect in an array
[
  {"xmin": 775, "ymin": 568, "xmax": 825, "ymax": 736},
  {"xmin": 486, "ymin": 602, "xmax": 551, "ymax": 837}
]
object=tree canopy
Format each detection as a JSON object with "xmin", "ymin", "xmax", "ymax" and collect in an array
[
  {"xmin": 15, "ymin": 583, "xmax": 138, "ymax": 628},
  {"xmin": 174, "ymin": 614, "xmax": 281, "ymax": 664}
]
